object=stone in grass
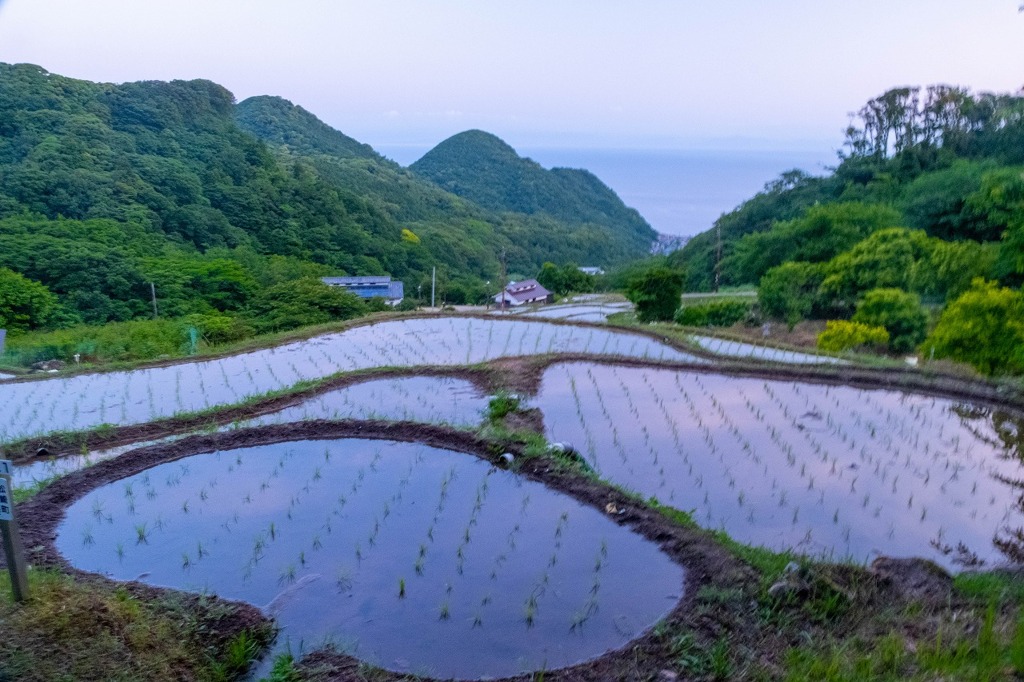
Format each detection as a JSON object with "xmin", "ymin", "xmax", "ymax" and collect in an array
[{"xmin": 869, "ymin": 556, "xmax": 952, "ymax": 607}]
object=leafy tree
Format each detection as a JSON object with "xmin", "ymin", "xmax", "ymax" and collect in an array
[
  {"xmin": 246, "ymin": 278, "xmax": 367, "ymax": 333},
  {"xmin": 923, "ymin": 280, "xmax": 1024, "ymax": 375},
  {"xmin": 899, "ymin": 161, "xmax": 993, "ymax": 240},
  {"xmin": 758, "ymin": 262, "xmax": 826, "ymax": 328},
  {"xmin": 670, "ymin": 169, "xmax": 838, "ymax": 291},
  {"xmin": 625, "ymin": 267, "xmax": 684, "ymax": 322},
  {"xmin": 999, "ymin": 218, "xmax": 1024, "ymax": 284},
  {"xmin": 0, "ymin": 268, "xmax": 60, "ymax": 332},
  {"xmin": 818, "ymin": 228, "xmax": 933, "ymax": 316},
  {"xmin": 727, "ymin": 202, "xmax": 902, "ymax": 283},
  {"xmin": 851, "ymin": 288, "xmax": 928, "ymax": 353},
  {"xmin": 816, "ymin": 320, "xmax": 890, "ymax": 353},
  {"xmin": 963, "ymin": 167, "xmax": 1024, "ymax": 241},
  {"xmin": 536, "ymin": 262, "xmax": 595, "ymax": 296}
]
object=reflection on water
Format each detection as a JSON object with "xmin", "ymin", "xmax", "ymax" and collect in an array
[
  {"xmin": 0, "ymin": 317, "xmax": 695, "ymax": 443},
  {"xmin": 57, "ymin": 439, "xmax": 684, "ymax": 678},
  {"xmin": 535, "ymin": 362, "xmax": 1024, "ymax": 571}
]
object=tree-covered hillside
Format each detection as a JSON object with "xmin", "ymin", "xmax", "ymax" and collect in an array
[
  {"xmin": 670, "ymin": 84, "xmax": 1024, "ymax": 375},
  {"xmin": 0, "ymin": 63, "xmax": 656, "ymax": 338},
  {"xmin": 410, "ymin": 129, "xmax": 655, "ymax": 253}
]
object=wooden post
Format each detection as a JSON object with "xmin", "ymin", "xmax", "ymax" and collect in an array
[{"xmin": 0, "ymin": 467, "xmax": 29, "ymax": 602}]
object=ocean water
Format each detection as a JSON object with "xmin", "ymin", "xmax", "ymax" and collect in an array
[
  {"xmin": 378, "ymin": 143, "xmax": 836, "ymax": 238},
  {"xmin": 521, "ymin": 147, "xmax": 836, "ymax": 238}
]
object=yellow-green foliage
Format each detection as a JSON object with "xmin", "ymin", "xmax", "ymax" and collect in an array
[
  {"xmin": 817, "ymin": 320, "xmax": 890, "ymax": 353},
  {"xmin": 925, "ymin": 279, "xmax": 1024, "ymax": 376}
]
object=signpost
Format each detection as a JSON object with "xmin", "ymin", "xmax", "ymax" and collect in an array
[{"xmin": 0, "ymin": 459, "xmax": 29, "ymax": 601}]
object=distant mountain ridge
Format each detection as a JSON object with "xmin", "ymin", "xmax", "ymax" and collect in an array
[
  {"xmin": 0, "ymin": 62, "xmax": 658, "ymax": 325},
  {"xmin": 410, "ymin": 129, "xmax": 655, "ymax": 245},
  {"xmin": 235, "ymin": 95, "xmax": 380, "ymax": 161}
]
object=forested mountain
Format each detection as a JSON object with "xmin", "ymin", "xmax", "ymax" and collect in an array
[
  {"xmin": 410, "ymin": 129, "xmax": 655, "ymax": 249},
  {"xmin": 670, "ymin": 84, "xmax": 1024, "ymax": 375},
  {"xmin": 0, "ymin": 63, "xmax": 654, "ymax": 333}
]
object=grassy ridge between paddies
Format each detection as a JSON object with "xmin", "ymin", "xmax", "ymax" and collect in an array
[{"xmin": 0, "ymin": 569, "xmax": 272, "ymax": 682}]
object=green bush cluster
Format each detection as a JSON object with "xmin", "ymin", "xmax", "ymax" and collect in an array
[
  {"xmin": 674, "ymin": 300, "xmax": 752, "ymax": 327},
  {"xmin": 816, "ymin": 320, "xmax": 890, "ymax": 353},
  {"xmin": 3, "ymin": 278, "xmax": 370, "ymax": 365},
  {"xmin": 851, "ymin": 288, "xmax": 928, "ymax": 353},
  {"xmin": 924, "ymin": 279, "xmax": 1024, "ymax": 376}
]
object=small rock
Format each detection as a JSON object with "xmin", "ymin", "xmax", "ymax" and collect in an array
[
  {"xmin": 783, "ymin": 561, "xmax": 801, "ymax": 575},
  {"xmin": 30, "ymin": 359, "xmax": 66, "ymax": 371},
  {"xmin": 768, "ymin": 580, "xmax": 798, "ymax": 599},
  {"xmin": 605, "ymin": 503, "xmax": 619, "ymax": 514},
  {"xmin": 870, "ymin": 556, "xmax": 952, "ymax": 606},
  {"xmin": 658, "ymin": 670, "xmax": 679, "ymax": 681}
]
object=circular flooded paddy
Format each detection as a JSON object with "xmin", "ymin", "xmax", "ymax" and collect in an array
[
  {"xmin": 56, "ymin": 438, "xmax": 684, "ymax": 678},
  {"xmin": 536, "ymin": 362, "xmax": 1024, "ymax": 571}
]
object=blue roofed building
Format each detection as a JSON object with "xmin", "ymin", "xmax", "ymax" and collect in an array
[{"xmin": 321, "ymin": 276, "xmax": 404, "ymax": 306}]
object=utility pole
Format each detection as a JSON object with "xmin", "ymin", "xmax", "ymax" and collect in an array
[
  {"xmin": 499, "ymin": 248, "xmax": 508, "ymax": 312},
  {"xmin": 431, "ymin": 267, "xmax": 436, "ymax": 309},
  {"xmin": 713, "ymin": 222, "xmax": 722, "ymax": 293},
  {"xmin": 149, "ymin": 282, "xmax": 159, "ymax": 318}
]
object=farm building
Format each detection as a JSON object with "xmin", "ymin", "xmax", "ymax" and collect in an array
[
  {"xmin": 493, "ymin": 279, "xmax": 553, "ymax": 307},
  {"xmin": 322, "ymin": 276, "xmax": 404, "ymax": 305}
]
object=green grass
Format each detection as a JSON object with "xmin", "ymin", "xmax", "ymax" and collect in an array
[
  {"xmin": 0, "ymin": 568, "xmax": 270, "ymax": 681},
  {"xmin": 954, "ymin": 571, "xmax": 1024, "ymax": 604},
  {"xmin": 485, "ymin": 390, "xmax": 522, "ymax": 421},
  {"xmin": 784, "ymin": 602, "xmax": 1024, "ymax": 681}
]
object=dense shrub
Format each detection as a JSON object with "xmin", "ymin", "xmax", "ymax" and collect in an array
[
  {"xmin": 816, "ymin": 320, "xmax": 890, "ymax": 353},
  {"xmin": 246, "ymin": 278, "xmax": 368, "ymax": 333},
  {"xmin": 0, "ymin": 267, "xmax": 61, "ymax": 332},
  {"xmin": 758, "ymin": 262, "xmax": 826, "ymax": 328},
  {"xmin": 924, "ymin": 279, "xmax": 1024, "ymax": 376},
  {"xmin": 3, "ymin": 318, "xmax": 188, "ymax": 364},
  {"xmin": 852, "ymin": 288, "xmax": 928, "ymax": 353},
  {"xmin": 674, "ymin": 300, "xmax": 752, "ymax": 327},
  {"xmin": 181, "ymin": 312, "xmax": 254, "ymax": 345}
]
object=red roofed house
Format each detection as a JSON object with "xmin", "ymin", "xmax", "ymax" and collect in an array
[{"xmin": 493, "ymin": 279, "xmax": 553, "ymax": 308}]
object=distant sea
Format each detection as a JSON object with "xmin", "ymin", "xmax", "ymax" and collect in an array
[{"xmin": 377, "ymin": 144, "xmax": 838, "ymax": 238}]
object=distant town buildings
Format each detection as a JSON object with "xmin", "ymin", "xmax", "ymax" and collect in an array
[
  {"xmin": 494, "ymin": 279, "xmax": 553, "ymax": 307},
  {"xmin": 578, "ymin": 266, "xmax": 605, "ymax": 276},
  {"xmin": 321, "ymin": 276, "xmax": 404, "ymax": 305}
]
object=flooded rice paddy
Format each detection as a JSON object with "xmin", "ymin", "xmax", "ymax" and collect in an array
[
  {"xmin": 0, "ymin": 317, "xmax": 695, "ymax": 443},
  {"xmin": 236, "ymin": 376, "xmax": 488, "ymax": 430},
  {"xmin": 496, "ymin": 302, "xmax": 633, "ymax": 324},
  {"xmin": 56, "ymin": 438, "xmax": 684, "ymax": 678},
  {"xmin": 12, "ymin": 376, "xmax": 488, "ymax": 488},
  {"xmin": 688, "ymin": 335, "xmax": 843, "ymax": 365},
  {"xmin": 535, "ymin": 362, "xmax": 1024, "ymax": 571}
]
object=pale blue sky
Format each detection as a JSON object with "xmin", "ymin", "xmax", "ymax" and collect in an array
[{"xmin": 0, "ymin": 0, "xmax": 1021, "ymax": 154}]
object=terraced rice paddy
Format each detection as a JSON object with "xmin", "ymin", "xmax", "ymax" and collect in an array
[
  {"xmin": 535, "ymin": 362, "xmax": 1024, "ymax": 571},
  {"xmin": 237, "ymin": 376, "xmax": 488, "ymax": 429},
  {"xmin": 688, "ymin": 334, "xmax": 843, "ymax": 365},
  {"xmin": 500, "ymin": 302, "xmax": 633, "ymax": 323},
  {"xmin": 56, "ymin": 439, "xmax": 684, "ymax": 678},
  {"xmin": 0, "ymin": 317, "xmax": 695, "ymax": 443}
]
